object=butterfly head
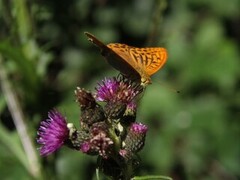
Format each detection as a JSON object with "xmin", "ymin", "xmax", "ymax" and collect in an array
[{"xmin": 140, "ymin": 77, "xmax": 152, "ymax": 87}]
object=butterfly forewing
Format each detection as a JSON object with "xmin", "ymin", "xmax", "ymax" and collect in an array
[
  {"xmin": 107, "ymin": 43, "xmax": 138, "ymax": 70},
  {"xmin": 129, "ymin": 47, "xmax": 167, "ymax": 76},
  {"xmin": 107, "ymin": 43, "xmax": 141, "ymax": 81},
  {"xmin": 85, "ymin": 32, "xmax": 107, "ymax": 50}
]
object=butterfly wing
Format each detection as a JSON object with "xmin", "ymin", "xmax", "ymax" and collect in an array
[
  {"xmin": 85, "ymin": 32, "xmax": 110, "ymax": 53},
  {"xmin": 85, "ymin": 32, "xmax": 168, "ymax": 86},
  {"xmin": 85, "ymin": 32, "xmax": 141, "ymax": 81},
  {"xmin": 107, "ymin": 44, "xmax": 168, "ymax": 86},
  {"xmin": 129, "ymin": 47, "xmax": 168, "ymax": 76}
]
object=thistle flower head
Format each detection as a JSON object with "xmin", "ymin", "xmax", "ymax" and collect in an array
[
  {"xmin": 37, "ymin": 110, "xmax": 69, "ymax": 156},
  {"xmin": 95, "ymin": 77, "xmax": 143, "ymax": 105},
  {"xmin": 130, "ymin": 122, "xmax": 148, "ymax": 134},
  {"xmin": 75, "ymin": 87, "xmax": 105, "ymax": 127},
  {"xmin": 80, "ymin": 122, "xmax": 114, "ymax": 158},
  {"xmin": 95, "ymin": 78, "xmax": 119, "ymax": 102},
  {"xmin": 120, "ymin": 122, "xmax": 148, "ymax": 160}
]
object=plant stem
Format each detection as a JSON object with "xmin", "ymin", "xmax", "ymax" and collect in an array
[{"xmin": 0, "ymin": 55, "xmax": 42, "ymax": 179}]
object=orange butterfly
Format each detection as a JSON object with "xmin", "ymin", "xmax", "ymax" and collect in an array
[{"xmin": 85, "ymin": 32, "xmax": 168, "ymax": 87}]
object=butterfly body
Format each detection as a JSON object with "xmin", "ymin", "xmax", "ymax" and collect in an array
[{"xmin": 85, "ymin": 32, "xmax": 167, "ymax": 87}]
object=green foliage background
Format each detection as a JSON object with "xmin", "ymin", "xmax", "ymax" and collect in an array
[{"xmin": 0, "ymin": 0, "xmax": 239, "ymax": 179}]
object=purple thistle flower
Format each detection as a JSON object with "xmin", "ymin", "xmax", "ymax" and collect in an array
[
  {"xmin": 95, "ymin": 77, "xmax": 142, "ymax": 104},
  {"xmin": 95, "ymin": 77, "xmax": 119, "ymax": 102},
  {"xmin": 130, "ymin": 122, "xmax": 148, "ymax": 134},
  {"xmin": 80, "ymin": 142, "xmax": 91, "ymax": 153},
  {"xmin": 90, "ymin": 131, "xmax": 114, "ymax": 158},
  {"xmin": 79, "ymin": 123, "xmax": 114, "ymax": 158},
  {"xmin": 125, "ymin": 101, "xmax": 137, "ymax": 116},
  {"xmin": 127, "ymin": 101, "xmax": 137, "ymax": 111},
  {"xmin": 37, "ymin": 110, "xmax": 69, "ymax": 156},
  {"xmin": 120, "ymin": 122, "xmax": 148, "ymax": 158}
]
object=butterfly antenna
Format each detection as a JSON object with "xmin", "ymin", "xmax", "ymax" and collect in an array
[{"xmin": 153, "ymin": 79, "xmax": 180, "ymax": 93}]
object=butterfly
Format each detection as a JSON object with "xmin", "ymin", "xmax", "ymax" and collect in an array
[{"xmin": 85, "ymin": 32, "xmax": 168, "ymax": 87}]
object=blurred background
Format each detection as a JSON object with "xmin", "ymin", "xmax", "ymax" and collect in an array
[{"xmin": 0, "ymin": 0, "xmax": 239, "ymax": 179}]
